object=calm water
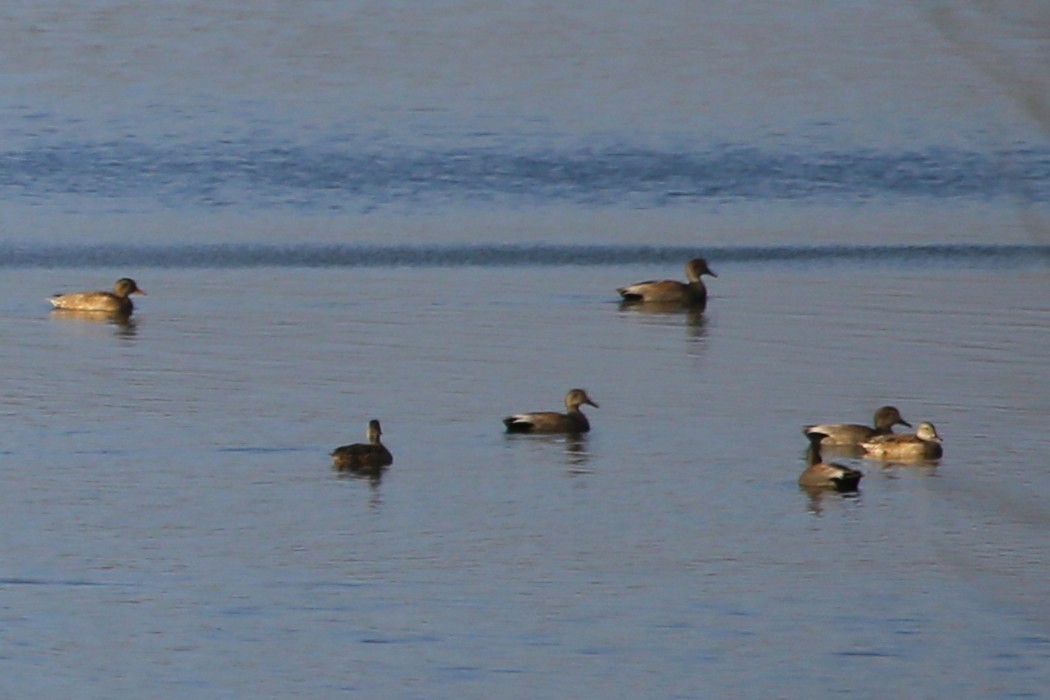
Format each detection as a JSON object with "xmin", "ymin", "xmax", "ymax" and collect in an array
[{"xmin": 1, "ymin": 1, "xmax": 1049, "ymax": 698}]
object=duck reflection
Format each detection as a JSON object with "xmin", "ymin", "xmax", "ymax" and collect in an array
[
  {"xmin": 334, "ymin": 467, "xmax": 385, "ymax": 510},
  {"xmin": 504, "ymin": 431, "xmax": 592, "ymax": 471},
  {"xmin": 799, "ymin": 485, "xmax": 861, "ymax": 515},
  {"xmin": 331, "ymin": 455, "xmax": 389, "ymax": 492},
  {"xmin": 563, "ymin": 433, "xmax": 591, "ymax": 472},
  {"xmin": 335, "ymin": 466, "xmax": 385, "ymax": 486},
  {"xmin": 617, "ymin": 300, "xmax": 708, "ymax": 339},
  {"xmin": 613, "ymin": 302, "xmax": 713, "ymax": 356},
  {"xmin": 868, "ymin": 458, "xmax": 943, "ymax": 473},
  {"xmin": 49, "ymin": 308, "xmax": 139, "ymax": 337},
  {"xmin": 808, "ymin": 442, "xmax": 866, "ymax": 460},
  {"xmin": 618, "ymin": 298, "xmax": 706, "ymax": 320}
]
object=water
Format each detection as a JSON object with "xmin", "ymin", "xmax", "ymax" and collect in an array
[{"xmin": 1, "ymin": 2, "xmax": 1049, "ymax": 698}]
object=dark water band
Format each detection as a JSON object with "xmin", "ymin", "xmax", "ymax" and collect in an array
[{"xmin": 3, "ymin": 243, "xmax": 1048, "ymax": 269}]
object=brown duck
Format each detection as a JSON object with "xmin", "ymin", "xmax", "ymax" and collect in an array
[
  {"xmin": 617, "ymin": 258, "xmax": 717, "ymax": 307},
  {"xmin": 331, "ymin": 419, "xmax": 393, "ymax": 471},
  {"xmin": 503, "ymin": 388, "xmax": 599, "ymax": 434},
  {"xmin": 49, "ymin": 278, "xmax": 146, "ymax": 314},
  {"xmin": 861, "ymin": 421, "xmax": 943, "ymax": 461},
  {"xmin": 798, "ymin": 431, "xmax": 864, "ymax": 491},
  {"xmin": 803, "ymin": 405, "xmax": 911, "ymax": 446}
]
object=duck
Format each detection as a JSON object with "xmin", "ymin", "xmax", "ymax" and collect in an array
[
  {"xmin": 503, "ymin": 388, "xmax": 598, "ymax": 434},
  {"xmin": 798, "ymin": 430, "xmax": 864, "ymax": 491},
  {"xmin": 803, "ymin": 405, "xmax": 911, "ymax": 446},
  {"xmin": 617, "ymin": 258, "xmax": 717, "ymax": 307},
  {"xmin": 861, "ymin": 421, "xmax": 943, "ymax": 461},
  {"xmin": 49, "ymin": 278, "xmax": 146, "ymax": 314},
  {"xmin": 331, "ymin": 419, "xmax": 393, "ymax": 471}
]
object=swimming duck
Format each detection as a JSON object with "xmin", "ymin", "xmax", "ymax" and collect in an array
[
  {"xmin": 798, "ymin": 431, "xmax": 864, "ymax": 490},
  {"xmin": 861, "ymin": 421, "xmax": 943, "ymax": 461},
  {"xmin": 617, "ymin": 258, "xmax": 717, "ymax": 307},
  {"xmin": 49, "ymin": 278, "xmax": 146, "ymax": 314},
  {"xmin": 803, "ymin": 405, "xmax": 911, "ymax": 446},
  {"xmin": 331, "ymin": 419, "xmax": 393, "ymax": 471},
  {"xmin": 503, "ymin": 388, "xmax": 598, "ymax": 434}
]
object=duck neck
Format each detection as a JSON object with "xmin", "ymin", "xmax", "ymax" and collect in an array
[
  {"xmin": 806, "ymin": 441, "xmax": 822, "ymax": 467},
  {"xmin": 687, "ymin": 280, "xmax": 708, "ymax": 302},
  {"xmin": 872, "ymin": 420, "xmax": 896, "ymax": 436},
  {"xmin": 566, "ymin": 407, "xmax": 589, "ymax": 430}
]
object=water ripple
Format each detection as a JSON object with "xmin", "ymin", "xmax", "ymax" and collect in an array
[
  {"xmin": 0, "ymin": 141, "xmax": 1046, "ymax": 211},
  {"xmin": 2, "ymin": 243, "xmax": 1047, "ymax": 269}
]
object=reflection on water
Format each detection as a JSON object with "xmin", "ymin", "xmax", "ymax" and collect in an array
[
  {"xmin": 618, "ymin": 299, "xmax": 708, "ymax": 321},
  {"xmin": 49, "ymin": 308, "xmax": 139, "ymax": 337},
  {"xmin": 563, "ymin": 434, "xmax": 591, "ymax": 473},
  {"xmin": 617, "ymin": 300, "xmax": 708, "ymax": 331},
  {"xmin": 334, "ymin": 466, "xmax": 386, "ymax": 487},
  {"xmin": 814, "ymin": 443, "xmax": 867, "ymax": 460},
  {"xmin": 865, "ymin": 458, "xmax": 943, "ymax": 470},
  {"xmin": 335, "ymin": 468, "xmax": 385, "ymax": 511},
  {"xmin": 616, "ymin": 300, "xmax": 710, "ymax": 356},
  {"xmin": 800, "ymin": 484, "xmax": 863, "ymax": 516},
  {"xmin": 504, "ymin": 431, "xmax": 592, "ymax": 472}
]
